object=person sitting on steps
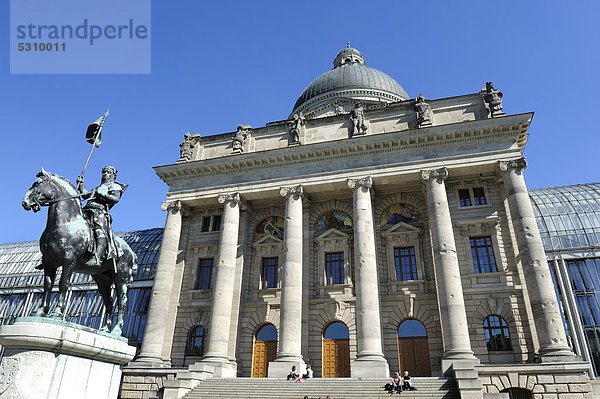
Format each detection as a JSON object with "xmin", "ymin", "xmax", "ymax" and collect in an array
[{"xmin": 287, "ymin": 365, "xmax": 299, "ymax": 380}]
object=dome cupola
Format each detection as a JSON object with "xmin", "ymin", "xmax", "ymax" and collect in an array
[{"xmin": 291, "ymin": 45, "xmax": 409, "ymax": 119}]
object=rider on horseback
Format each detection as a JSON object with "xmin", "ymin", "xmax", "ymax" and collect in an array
[{"xmin": 76, "ymin": 166, "xmax": 126, "ymax": 268}]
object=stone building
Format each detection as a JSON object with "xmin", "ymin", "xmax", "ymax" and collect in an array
[{"xmin": 122, "ymin": 46, "xmax": 594, "ymax": 397}]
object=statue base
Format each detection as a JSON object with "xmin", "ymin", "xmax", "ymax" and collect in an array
[{"xmin": 0, "ymin": 317, "xmax": 136, "ymax": 399}]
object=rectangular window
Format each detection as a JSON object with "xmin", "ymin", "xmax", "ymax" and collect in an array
[
  {"xmin": 261, "ymin": 257, "xmax": 278, "ymax": 289},
  {"xmin": 470, "ymin": 236, "xmax": 498, "ymax": 273},
  {"xmin": 458, "ymin": 189, "xmax": 472, "ymax": 207},
  {"xmin": 325, "ymin": 252, "xmax": 344, "ymax": 285},
  {"xmin": 196, "ymin": 258, "xmax": 213, "ymax": 290},
  {"xmin": 201, "ymin": 216, "xmax": 211, "ymax": 232},
  {"xmin": 212, "ymin": 215, "xmax": 222, "ymax": 231},
  {"xmin": 473, "ymin": 187, "xmax": 487, "ymax": 206},
  {"xmin": 394, "ymin": 247, "xmax": 417, "ymax": 281}
]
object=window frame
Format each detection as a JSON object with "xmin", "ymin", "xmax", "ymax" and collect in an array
[
  {"xmin": 195, "ymin": 258, "xmax": 214, "ymax": 290},
  {"xmin": 393, "ymin": 246, "xmax": 418, "ymax": 281},
  {"xmin": 483, "ymin": 315, "xmax": 512, "ymax": 351},
  {"xmin": 325, "ymin": 251, "xmax": 345, "ymax": 286},
  {"xmin": 469, "ymin": 236, "xmax": 498, "ymax": 274},
  {"xmin": 382, "ymin": 223, "xmax": 424, "ymax": 287},
  {"xmin": 260, "ymin": 257, "xmax": 279, "ymax": 289},
  {"xmin": 454, "ymin": 184, "xmax": 492, "ymax": 210},
  {"xmin": 186, "ymin": 325, "xmax": 206, "ymax": 356}
]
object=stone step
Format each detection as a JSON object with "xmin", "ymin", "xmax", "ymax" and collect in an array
[{"xmin": 185, "ymin": 378, "xmax": 459, "ymax": 399}]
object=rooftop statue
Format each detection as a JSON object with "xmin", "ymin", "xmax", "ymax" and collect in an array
[
  {"xmin": 349, "ymin": 102, "xmax": 369, "ymax": 136},
  {"xmin": 288, "ymin": 112, "xmax": 305, "ymax": 145},
  {"xmin": 414, "ymin": 93, "xmax": 432, "ymax": 127},
  {"xmin": 232, "ymin": 124, "xmax": 250, "ymax": 154},
  {"xmin": 484, "ymin": 81, "xmax": 505, "ymax": 117},
  {"xmin": 179, "ymin": 132, "xmax": 200, "ymax": 162}
]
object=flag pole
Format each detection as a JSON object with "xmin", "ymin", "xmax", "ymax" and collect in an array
[{"xmin": 79, "ymin": 109, "xmax": 109, "ymax": 180}]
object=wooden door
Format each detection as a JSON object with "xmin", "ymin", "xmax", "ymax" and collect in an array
[
  {"xmin": 252, "ymin": 340, "xmax": 277, "ymax": 377},
  {"xmin": 398, "ymin": 337, "xmax": 431, "ymax": 376},
  {"xmin": 322, "ymin": 338, "xmax": 350, "ymax": 378}
]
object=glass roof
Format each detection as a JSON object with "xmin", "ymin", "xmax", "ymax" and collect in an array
[
  {"xmin": 0, "ymin": 228, "xmax": 163, "ymax": 283},
  {"xmin": 530, "ymin": 183, "xmax": 600, "ymax": 251}
]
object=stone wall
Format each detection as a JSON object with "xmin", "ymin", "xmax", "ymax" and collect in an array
[{"xmin": 477, "ymin": 364, "xmax": 593, "ymax": 399}]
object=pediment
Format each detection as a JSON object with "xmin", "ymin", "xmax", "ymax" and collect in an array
[
  {"xmin": 254, "ymin": 233, "xmax": 283, "ymax": 246},
  {"xmin": 316, "ymin": 228, "xmax": 350, "ymax": 240},
  {"xmin": 382, "ymin": 221, "xmax": 421, "ymax": 235}
]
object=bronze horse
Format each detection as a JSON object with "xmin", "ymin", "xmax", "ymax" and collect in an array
[{"xmin": 22, "ymin": 169, "xmax": 137, "ymax": 336}]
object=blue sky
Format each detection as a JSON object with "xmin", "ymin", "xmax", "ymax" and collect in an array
[{"xmin": 1, "ymin": 1, "xmax": 599, "ymax": 243}]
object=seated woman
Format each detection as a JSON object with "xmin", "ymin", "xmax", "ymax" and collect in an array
[
  {"xmin": 287, "ymin": 365, "xmax": 299, "ymax": 380},
  {"xmin": 303, "ymin": 364, "xmax": 313, "ymax": 379},
  {"xmin": 402, "ymin": 371, "xmax": 413, "ymax": 391}
]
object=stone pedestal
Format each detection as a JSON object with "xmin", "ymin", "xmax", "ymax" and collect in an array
[{"xmin": 0, "ymin": 317, "xmax": 136, "ymax": 399}]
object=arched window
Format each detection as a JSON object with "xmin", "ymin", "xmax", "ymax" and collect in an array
[
  {"xmin": 256, "ymin": 324, "xmax": 278, "ymax": 341},
  {"xmin": 483, "ymin": 315, "xmax": 512, "ymax": 351},
  {"xmin": 187, "ymin": 325, "xmax": 205, "ymax": 356},
  {"xmin": 323, "ymin": 321, "xmax": 350, "ymax": 339},
  {"xmin": 398, "ymin": 319, "xmax": 427, "ymax": 337}
]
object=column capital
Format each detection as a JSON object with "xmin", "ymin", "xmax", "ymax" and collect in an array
[
  {"xmin": 280, "ymin": 185, "xmax": 303, "ymax": 198},
  {"xmin": 218, "ymin": 192, "xmax": 241, "ymax": 205},
  {"xmin": 498, "ymin": 157, "xmax": 527, "ymax": 173},
  {"xmin": 161, "ymin": 199, "xmax": 184, "ymax": 213},
  {"xmin": 421, "ymin": 167, "xmax": 448, "ymax": 181},
  {"xmin": 347, "ymin": 176, "xmax": 372, "ymax": 189}
]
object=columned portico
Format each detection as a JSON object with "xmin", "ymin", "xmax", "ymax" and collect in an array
[
  {"xmin": 135, "ymin": 200, "xmax": 184, "ymax": 366},
  {"xmin": 268, "ymin": 185, "xmax": 306, "ymax": 377},
  {"xmin": 201, "ymin": 193, "xmax": 242, "ymax": 377},
  {"xmin": 347, "ymin": 177, "xmax": 389, "ymax": 377},
  {"xmin": 498, "ymin": 158, "xmax": 578, "ymax": 362},
  {"xmin": 421, "ymin": 168, "xmax": 476, "ymax": 372}
]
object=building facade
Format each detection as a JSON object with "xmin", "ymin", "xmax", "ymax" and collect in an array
[
  {"xmin": 129, "ymin": 46, "xmax": 592, "ymax": 397},
  {"xmin": 1, "ymin": 46, "xmax": 597, "ymax": 398}
]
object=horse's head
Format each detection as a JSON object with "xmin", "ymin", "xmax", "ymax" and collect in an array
[{"xmin": 22, "ymin": 168, "xmax": 56, "ymax": 212}]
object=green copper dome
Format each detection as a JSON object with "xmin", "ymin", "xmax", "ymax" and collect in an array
[{"xmin": 291, "ymin": 45, "xmax": 409, "ymax": 117}]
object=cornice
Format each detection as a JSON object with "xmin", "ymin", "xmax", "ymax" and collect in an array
[{"xmin": 155, "ymin": 113, "xmax": 532, "ymax": 186}]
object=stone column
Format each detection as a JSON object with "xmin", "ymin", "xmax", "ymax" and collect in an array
[
  {"xmin": 201, "ymin": 193, "xmax": 242, "ymax": 377},
  {"xmin": 498, "ymin": 158, "xmax": 577, "ymax": 362},
  {"xmin": 347, "ymin": 177, "xmax": 389, "ymax": 377},
  {"xmin": 135, "ymin": 200, "xmax": 183, "ymax": 366},
  {"xmin": 421, "ymin": 168, "xmax": 476, "ymax": 371},
  {"xmin": 269, "ymin": 185, "xmax": 306, "ymax": 377}
]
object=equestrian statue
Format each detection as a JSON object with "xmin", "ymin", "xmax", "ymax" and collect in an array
[{"xmin": 21, "ymin": 110, "xmax": 138, "ymax": 337}]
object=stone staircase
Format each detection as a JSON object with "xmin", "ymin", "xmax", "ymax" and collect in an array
[{"xmin": 184, "ymin": 377, "xmax": 459, "ymax": 399}]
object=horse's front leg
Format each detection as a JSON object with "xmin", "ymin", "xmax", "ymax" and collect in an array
[
  {"xmin": 35, "ymin": 265, "xmax": 56, "ymax": 317},
  {"xmin": 50, "ymin": 260, "xmax": 74, "ymax": 319}
]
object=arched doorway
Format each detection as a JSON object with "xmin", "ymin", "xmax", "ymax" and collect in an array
[
  {"xmin": 398, "ymin": 319, "xmax": 431, "ymax": 376},
  {"xmin": 322, "ymin": 321, "xmax": 350, "ymax": 378},
  {"xmin": 252, "ymin": 324, "xmax": 278, "ymax": 377}
]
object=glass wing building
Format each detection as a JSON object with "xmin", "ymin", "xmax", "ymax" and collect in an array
[{"xmin": 530, "ymin": 183, "xmax": 600, "ymax": 378}]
